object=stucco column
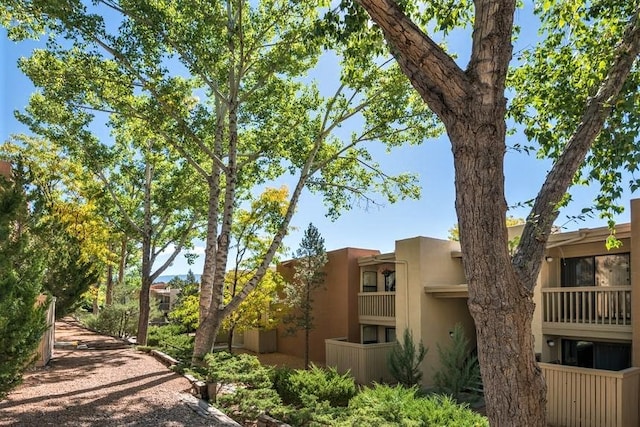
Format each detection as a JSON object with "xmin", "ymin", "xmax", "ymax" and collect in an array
[
  {"xmin": 0, "ymin": 160, "xmax": 11, "ymax": 179},
  {"xmin": 631, "ymin": 198, "xmax": 640, "ymax": 366}
]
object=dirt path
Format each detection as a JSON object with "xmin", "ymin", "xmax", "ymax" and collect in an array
[{"xmin": 0, "ymin": 319, "xmax": 236, "ymax": 426}]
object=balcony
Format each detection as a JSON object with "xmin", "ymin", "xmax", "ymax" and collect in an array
[
  {"xmin": 542, "ymin": 363, "xmax": 640, "ymax": 427},
  {"xmin": 358, "ymin": 292, "xmax": 395, "ymax": 325},
  {"xmin": 325, "ymin": 338, "xmax": 395, "ymax": 384},
  {"xmin": 542, "ymin": 286, "xmax": 632, "ymax": 340}
]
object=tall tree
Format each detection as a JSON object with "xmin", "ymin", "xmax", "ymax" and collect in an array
[
  {"xmin": 337, "ymin": 0, "xmax": 640, "ymax": 424},
  {"xmin": 0, "ymin": 164, "xmax": 48, "ymax": 398},
  {"xmin": 284, "ymin": 223, "xmax": 328, "ymax": 369},
  {"xmin": 0, "ymin": 0, "xmax": 437, "ymax": 361},
  {"xmin": 1, "ymin": 138, "xmax": 110, "ymax": 317}
]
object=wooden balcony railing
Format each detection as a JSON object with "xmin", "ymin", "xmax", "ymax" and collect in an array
[
  {"xmin": 542, "ymin": 363, "xmax": 640, "ymax": 427},
  {"xmin": 542, "ymin": 286, "xmax": 631, "ymax": 326},
  {"xmin": 325, "ymin": 338, "xmax": 395, "ymax": 384},
  {"xmin": 358, "ymin": 292, "xmax": 395, "ymax": 320}
]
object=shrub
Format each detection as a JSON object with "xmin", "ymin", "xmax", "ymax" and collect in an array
[
  {"xmin": 337, "ymin": 384, "xmax": 488, "ymax": 426},
  {"xmin": 146, "ymin": 324, "xmax": 192, "ymax": 361},
  {"xmin": 204, "ymin": 351, "xmax": 274, "ymax": 402},
  {"xmin": 433, "ymin": 323, "xmax": 482, "ymax": 402},
  {"xmin": 203, "ymin": 351, "xmax": 282, "ymax": 423},
  {"xmin": 81, "ymin": 302, "xmax": 138, "ymax": 338},
  {"xmin": 168, "ymin": 293, "xmax": 199, "ymax": 332},
  {"xmin": 272, "ymin": 366, "xmax": 297, "ymax": 405},
  {"xmin": 388, "ymin": 328, "xmax": 428, "ymax": 387},
  {"xmin": 285, "ymin": 364, "xmax": 357, "ymax": 407}
]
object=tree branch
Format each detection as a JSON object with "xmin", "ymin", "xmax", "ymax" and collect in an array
[
  {"xmin": 513, "ymin": 5, "xmax": 640, "ymax": 288},
  {"xmin": 356, "ymin": 0, "xmax": 471, "ymax": 120}
]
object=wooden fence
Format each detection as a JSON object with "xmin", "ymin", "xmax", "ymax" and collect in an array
[{"xmin": 542, "ymin": 363, "xmax": 640, "ymax": 427}]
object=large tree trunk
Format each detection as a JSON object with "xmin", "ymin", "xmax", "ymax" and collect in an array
[
  {"xmin": 105, "ymin": 254, "xmax": 114, "ymax": 306},
  {"xmin": 450, "ymin": 114, "xmax": 547, "ymax": 424},
  {"xmin": 136, "ymin": 160, "xmax": 154, "ymax": 346}
]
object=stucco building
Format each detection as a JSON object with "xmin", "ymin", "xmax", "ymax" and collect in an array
[{"xmin": 276, "ymin": 198, "xmax": 640, "ymax": 426}]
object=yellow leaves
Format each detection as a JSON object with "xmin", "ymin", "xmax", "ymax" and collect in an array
[{"xmin": 48, "ymin": 199, "xmax": 114, "ymax": 267}]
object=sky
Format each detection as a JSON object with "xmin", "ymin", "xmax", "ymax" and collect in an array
[{"xmin": 1, "ymin": 5, "xmax": 637, "ymax": 278}]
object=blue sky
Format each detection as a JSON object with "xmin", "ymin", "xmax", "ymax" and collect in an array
[{"xmin": 1, "ymin": 6, "xmax": 636, "ymax": 277}]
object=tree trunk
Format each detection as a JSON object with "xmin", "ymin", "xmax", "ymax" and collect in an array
[
  {"xmin": 227, "ymin": 325, "xmax": 234, "ymax": 354},
  {"xmin": 450, "ymin": 115, "xmax": 547, "ymax": 424},
  {"xmin": 92, "ymin": 283, "xmax": 100, "ymax": 315},
  {"xmin": 304, "ymin": 284, "xmax": 310, "ymax": 370},
  {"xmin": 136, "ymin": 159, "xmax": 154, "ymax": 346},
  {"xmin": 105, "ymin": 256, "xmax": 114, "ymax": 306}
]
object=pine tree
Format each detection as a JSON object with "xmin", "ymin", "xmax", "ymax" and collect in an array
[
  {"xmin": 284, "ymin": 223, "xmax": 328, "ymax": 369},
  {"xmin": 433, "ymin": 323, "xmax": 481, "ymax": 402},
  {"xmin": 0, "ymin": 171, "xmax": 47, "ymax": 399},
  {"xmin": 387, "ymin": 328, "xmax": 427, "ymax": 387}
]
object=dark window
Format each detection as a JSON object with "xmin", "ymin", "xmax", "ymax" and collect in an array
[
  {"xmin": 362, "ymin": 325, "xmax": 378, "ymax": 344},
  {"xmin": 385, "ymin": 327, "xmax": 396, "ymax": 343},
  {"xmin": 363, "ymin": 271, "xmax": 377, "ymax": 292},
  {"xmin": 383, "ymin": 270, "xmax": 396, "ymax": 292},
  {"xmin": 561, "ymin": 253, "xmax": 630, "ymax": 287},
  {"xmin": 562, "ymin": 339, "xmax": 631, "ymax": 371}
]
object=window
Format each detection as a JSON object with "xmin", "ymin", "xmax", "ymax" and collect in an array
[
  {"xmin": 562, "ymin": 339, "xmax": 631, "ymax": 371},
  {"xmin": 562, "ymin": 253, "xmax": 630, "ymax": 287},
  {"xmin": 385, "ymin": 327, "xmax": 396, "ymax": 343},
  {"xmin": 363, "ymin": 271, "xmax": 377, "ymax": 292},
  {"xmin": 362, "ymin": 325, "xmax": 378, "ymax": 344},
  {"xmin": 383, "ymin": 270, "xmax": 396, "ymax": 292}
]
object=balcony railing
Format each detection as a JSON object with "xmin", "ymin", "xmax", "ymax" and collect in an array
[
  {"xmin": 542, "ymin": 286, "xmax": 631, "ymax": 326},
  {"xmin": 542, "ymin": 363, "xmax": 640, "ymax": 427},
  {"xmin": 358, "ymin": 292, "xmax": 395, "ymax": 321},
  {"xmin": 325, "ymin": 338, "xmax": 395, "ymax": 384}
]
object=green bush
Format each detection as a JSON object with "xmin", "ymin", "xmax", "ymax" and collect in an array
[
  {"xmin": 336, "ymin": 384, "xmax": 488, "ymax": 426},
  {"xmin": 204, "ymin": 351, "xmax": 275, "ymax": 402},
  {"xmin": 388, "ymin": 328, "xmax": 428, "ymax": 387},
  {"xmin": 285, "ymin": 364, "xmax": 357, "ymax": 408},
  {"xmin": 168, "ymin": 293, "xmax": 199, "ymax": 332},
  {"xmin": 147, "ymin": 324, "xmax": 186, "ymax": 346},
  {"xmin": 272, "ymin": 366, "xmax": 297, "ymax": 405},
  {"xmin": 203, "ymin": 351, "xmax": 282, "ymax": 423},
  {"xmin": 433, "ymin": 323, "xmax": 482, "ymax": 403},
  {"xmin": 146, "ymin": 324, "xmax": 192, "ymax": 361},
  {"xmin": 82, "ymin": 303, "xmax": 138, "ymax": 338}
]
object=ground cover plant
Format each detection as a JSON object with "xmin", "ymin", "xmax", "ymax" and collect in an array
[{"xmin": 196, "ymin": 351, "xmax": 486, "ymax": 426}]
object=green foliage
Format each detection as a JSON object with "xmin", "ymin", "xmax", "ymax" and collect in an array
[
  {"xmin": 388, "ymin": 328, "xmax": 428, "ymax": 387},
  {"xmin": 204, "ymin": 351, "xmax": 275, "ymax": 402},
  {"xmin": 41, "ymin": 234, "xmax": 101, "ymax": 318},
  {"xmin": 433, "ymin": 323, "xmax": 482, "ymax": 403},
  {"xmin": 335, "ymin": 384, "xmax": 488, "ymax": 426},
  {"xmin": 82, "ymin": 303, "xmax": 138, "ymax": 338},
  {"xmin": 283, "ymin": 223, "xmax": 328, "ymax": 368},
  {"xmin": 0, "ymin": 173, "xmax": 48, "ymax": 399},
  {"xmin": 280, "ymin": 364, "xmax": 357, "ymax": 408},
  {"xmin": 146, "ymin": 324, "xmax": 193, "ymax": 361},
  {"xmin": 202, "ymin": 351, "xmax": 282, "ymax": 423},
  {"xmin": 271, "ymin": 366, "xmax": 296, "ymax": 404},
  {"xmin": 168, "ymin": 293, "xmax": 199, "ymax": 332}
]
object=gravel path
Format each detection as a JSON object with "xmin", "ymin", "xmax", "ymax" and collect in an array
[{"xmin": 0, "ymin": 319, "xmax": 236, "ymax": 426}]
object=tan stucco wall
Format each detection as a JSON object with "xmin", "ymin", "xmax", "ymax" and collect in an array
[
  {"xmin": 540, "ymin": 227, "xmax": 633, "ymax": 363},
  {"xmin": 276, "ymin": 247, "xmax": 379, "ymax": 364},
  {"xmin": 395, "ymin": 236, "xmax": 473, "ymax": 386}
]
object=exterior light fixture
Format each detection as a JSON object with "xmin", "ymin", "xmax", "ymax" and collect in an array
[
  {"xmin": 547, "ymin": 339, "xmax": 555, "ymax": 347},
  {"xmin": 545, "ymin": 256, "xmax": 554, "ymax": 263}
]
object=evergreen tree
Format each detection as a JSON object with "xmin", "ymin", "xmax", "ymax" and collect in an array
[
  {"xmin": 433, "ymin": 323, "xmax": 481, "ymax": 402},
  {"xmin": 387, "ymin": 328, "xmax": 427, "ymax": 388},
  {"xmin": 0, "ymin": 170, "xmax": 47, "ymax": 399},
  {"xmin": 284, "ymin": 223, "xmax": 328, "ymax": 369}
]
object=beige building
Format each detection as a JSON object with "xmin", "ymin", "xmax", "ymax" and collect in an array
[{"xmin": 320, "ymin": 199, "xmax": 640, "ymax": 426}]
